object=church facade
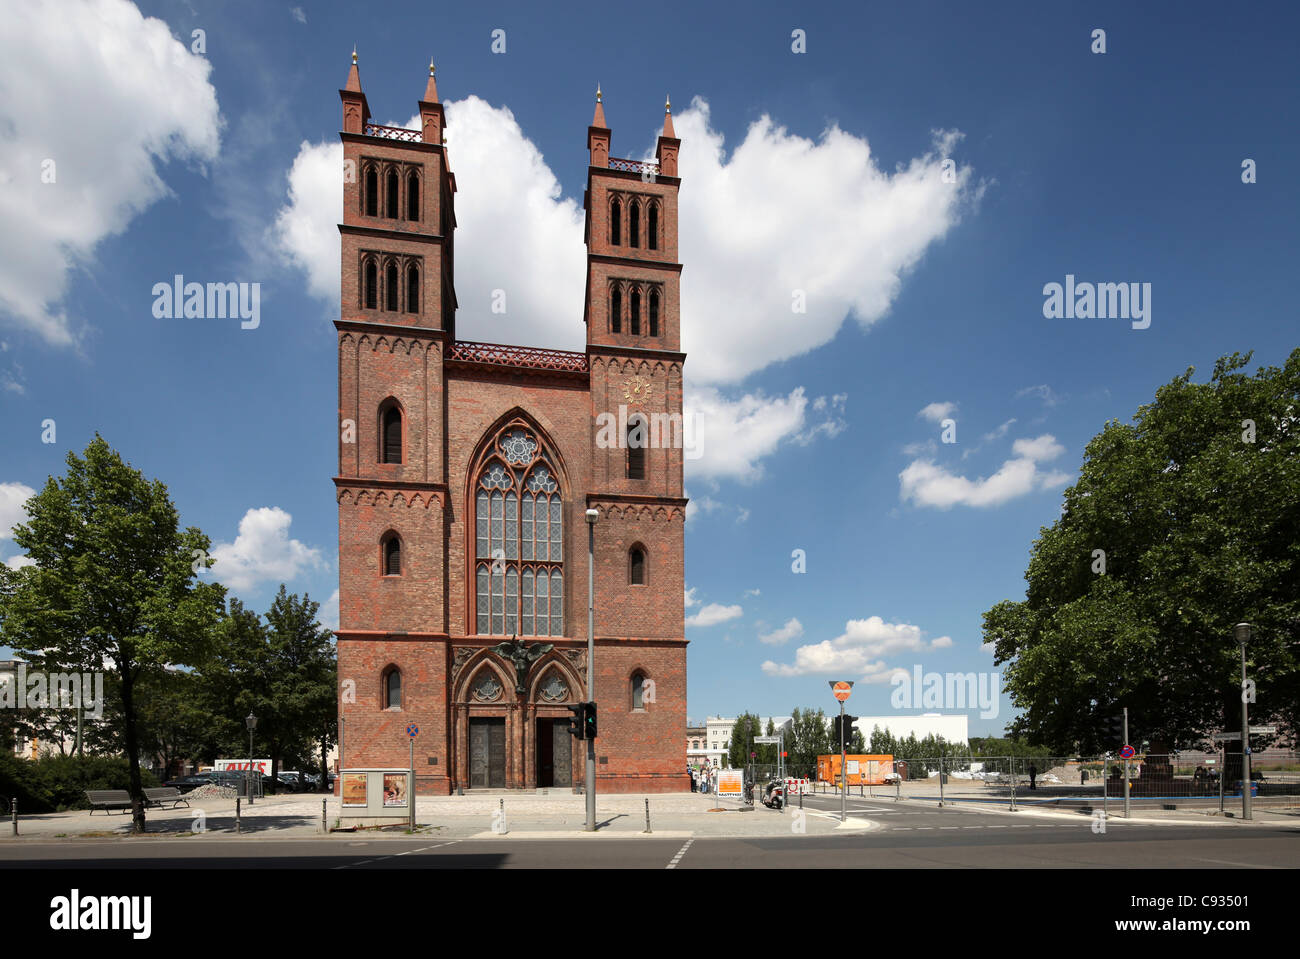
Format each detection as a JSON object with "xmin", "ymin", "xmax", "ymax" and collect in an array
[{"xmin": 334, "ymin": 57, "xmax": 689, "ymax": 793}]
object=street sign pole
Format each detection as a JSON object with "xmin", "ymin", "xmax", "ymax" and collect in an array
[
  {"xmin": 1123, "ymin": 708, "xmax": 1130, "ymax": 820},
  {"xmin": 586, "ymin": 509, "xmax": 599, "ymax": 832},
  {"xmin": 1240, "ymin": 636, "xmax": 1252, "ymax": 821},
  {"xmin": 830, "ymin": 680, "xmax": 854, "ymax": 822},
  {"xmin": 408, "ymin": 735, "xmax": 415, "ymax": 831}
]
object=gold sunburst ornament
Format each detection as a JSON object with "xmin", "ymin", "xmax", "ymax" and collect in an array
[{"xmin": 621, "ymin": 376, "xmax": 652, "ymax": 406}]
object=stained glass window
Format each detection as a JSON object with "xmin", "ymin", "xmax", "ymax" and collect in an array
[{"xmin": 472, "ymin": 424, "xmax": 565, "ymax": 636}]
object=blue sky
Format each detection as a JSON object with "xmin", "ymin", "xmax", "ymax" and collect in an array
[{"xmin": 1, "ymin": 1, "xmax": 1296, "ymax": 736}]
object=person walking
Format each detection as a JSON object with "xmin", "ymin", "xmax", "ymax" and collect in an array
[
  {"xmin": 1028, "ymin": 763, "xmax": 1038, "ymax": 790},
  {"xmin": 690, "ymin": 766, "xmax": 698, "ymax": 793}
]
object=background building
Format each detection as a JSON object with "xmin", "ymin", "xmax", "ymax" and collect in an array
[{"xmin": 855, "ymin": 713, "xmax": 970, "ymax": 745}]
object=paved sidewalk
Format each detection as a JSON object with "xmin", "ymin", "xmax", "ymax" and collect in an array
[{"xmin": 0, "ymin": 792, "xmax": 866, "ymax": 841}]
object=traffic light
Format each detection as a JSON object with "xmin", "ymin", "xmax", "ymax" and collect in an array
[
  {"xmin": 583, "ymin": 701, "xmax": 598, "ymax": 740},
  {"xmin": 844, "ymin": 715, "xmax": 858, "ymax": 747},
  {"xmin": 566, "ymin": 703, "xmax": 584, "ymax": 740}
]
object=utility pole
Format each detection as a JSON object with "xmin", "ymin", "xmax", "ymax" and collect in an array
[
  {"xmin": 1236, "ymin": 623, "xmax": 1253, "ymax": 821},
  {"xmin": 1122, "ymin": 707, "xmax": 1130, "ymax": 819},
  {"xmin": 585, "ymin": 508, "xmax": 599, "ymax": 832}
]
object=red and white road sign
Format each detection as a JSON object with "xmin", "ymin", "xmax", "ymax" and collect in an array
[{"xmin": 832, "ymin": 681, "xmax": 853, "ymax": 702}]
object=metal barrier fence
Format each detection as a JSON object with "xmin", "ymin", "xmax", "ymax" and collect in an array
[{"xmin": 737, "ymin": 754, "xmax": 1299, "ymax": 810}]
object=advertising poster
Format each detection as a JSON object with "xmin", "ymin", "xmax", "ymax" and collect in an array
[
  {"xmin": 341, "ymin": 773, "xmax": 368, "ymax": 806},
  {"xmin": 717, "ymin": 768, "xmax": 744, "ymax": 798},
  {"xmin": 383, "ymin": 773, "xmax": 408, "ymax": 807}
]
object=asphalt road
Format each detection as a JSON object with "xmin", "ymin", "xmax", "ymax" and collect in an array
[{"xmin": 2, "ymin": 793, "xmax": 1294, "ymax": 868}]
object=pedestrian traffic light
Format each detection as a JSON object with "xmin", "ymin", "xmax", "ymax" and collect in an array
[
  {"xmin": 566, "ymin": 703, "xmax": 584, "ymax": 740},
  {"xmin": 583, "ymin": 701, "xmax": 598, "ymax": 740}
]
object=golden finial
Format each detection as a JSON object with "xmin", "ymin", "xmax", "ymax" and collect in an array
[
  {"xmin": 429, "ymin": 58, "xmax": 436, "ymax": 77},
  {"xmin": 596, "ymin": 83, "xmax": 602, "ymax": 104},
  {"xmin": 351, "ymin": 47, "xmax": 357, "ymax": 65},
  {"xmin": 666, "ymin": 95, "xmax": 672, "ymax": 113}
]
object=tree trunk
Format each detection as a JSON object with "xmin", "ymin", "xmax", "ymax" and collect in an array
[
  {"xmin": 320, "ymin": 737, "xmax": 328, "ymax": 792},
  {"xmin": 120, "ymin": 662, "xmax": 146, "ymax": 834}
]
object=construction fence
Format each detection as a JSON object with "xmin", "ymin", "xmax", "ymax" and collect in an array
[{"xmin": 740, "ymin": 753, "xmax": 1300, "ymax": 808}]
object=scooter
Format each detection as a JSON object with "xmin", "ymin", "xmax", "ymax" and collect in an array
[{"xmin": 761, "ymin": 778, "xmax": 785, "ymax": 810}]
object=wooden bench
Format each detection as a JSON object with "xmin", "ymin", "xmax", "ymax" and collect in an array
[
  {"xmin": 85, "ymin": 789, "xmax": 133, "ymax": 815},
  {"xmin": 144, "ymin": 787, "xmax": 190, "ymax": 809}
]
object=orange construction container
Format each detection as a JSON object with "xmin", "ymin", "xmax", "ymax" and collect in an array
[{"xmin": 817, "ymin": 754, "xmax": 895, "ymax": 786}]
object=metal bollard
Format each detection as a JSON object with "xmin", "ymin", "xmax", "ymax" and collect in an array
[
  {"xmin": 643, "ymin": 797, "xmax": 652, "ymax": 834},
  {"xmin": 322, "ymin": 799, "xmax": 327, "ymax": 834},
  {"xmin": 235, "ymin": 796, "xmax": 241, "ymax": 834},
  {"xmin": 11, "ymin": 797, "xmax": 17, "ymax": 836}
]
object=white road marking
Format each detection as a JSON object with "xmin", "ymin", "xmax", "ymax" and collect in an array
[{"xmin": 666, "ymin": 838, "xmax": 695, "ymax": 869}]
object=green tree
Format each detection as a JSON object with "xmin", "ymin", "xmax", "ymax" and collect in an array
[
  {"xmin": 727, "ymin": 712, "xmax": 762, "ymax": 770},
  {"xmin": 982, "ymin": 351, "xmax": 1300, "ymax": 774},
  {"xmin": 0, "ymin": 437, "xmax": 224, "ymax": 831}
]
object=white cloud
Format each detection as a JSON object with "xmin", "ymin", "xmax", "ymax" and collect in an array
[
  {"xmin": 5, "ymin": 554, "xmax": 36, "ymax": 570},
  {"xmin": 918, "ymin": 401, "xmax": 958, "ymax": 423},
  {"xmin": 761, "ymin": 616, "xmax": 953, "ymax": 680},
  {"xmin": 0, "ymin": 483, "xmax": 36, "ymax": 539},
  {"xmin": 0, "ymin": 0, "xmax": 220, "ymax": 345},
  {"xmin": 758, "ymin": 617, "xmax": 803, "ymax": 646},
  {"xmin": 684, "ymin": 585, "xmax": 700, "ymax": 609},
  {"xmin": 209, "ymin": 507, "xmax": 324, "ymax": 593},
  {"xmin": 1015, "ymin": 384, "xmax": 1064, "ymax": 407},
  {"xmin": 743, "ymin": 588, "xmax": 761, "ymax": 598},
  {"xmin": 686, "ymin": 603, "xmax": 743, "ymax": 628},
  {"xmin": 290, "ymin": 6, "xmax": 307, "ymax": 23},
  {"xmin": 319, "ymin": 588, "xmax": 339, "ymax": 632},
  {"xmin": 685, "ymin": 385, "xmax": 845, "ymax": 484},
  {"xmin": 273, "ymin": 96, "xmax": 976, "ymax": 389},
  {"xmin": 899, "ymin": 434, "xmax": 1071, "ymax": 509}
]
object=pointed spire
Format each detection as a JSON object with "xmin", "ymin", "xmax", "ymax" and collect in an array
[
  {"xmin": 345, "ymin": 47, "xmax": 362, "ymax": 93},
  {"xmin": 592, "ymin": 83, "xmax": 607, "ymax": 129},
  {"xmin": 423, "ymin": 58, "xmax": 439, "ymax": 103},
  {"xmin": 663, "ymin": 94, "xmax": 675, "ymax": 139}
]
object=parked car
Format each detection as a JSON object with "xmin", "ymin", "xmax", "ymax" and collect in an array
[
  {"xmin": 276, "ymin": 772, "xmax": 304, "ymax": 793},
  {"xmin": 163, "ymin": 772, "xmax": 219, "ymax": 793}
]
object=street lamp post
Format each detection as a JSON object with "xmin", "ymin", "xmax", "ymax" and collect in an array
[
  {"xmin": 246, "ymin": 712, "xmax": 258, "ymax": 806},
  {"xmin": 1234, "ymin": 623, "xmax": 1252, "ymax": 821},
  {"xmin": 585, "ymin": 507, "xmax": 598, "ymax": 832}
]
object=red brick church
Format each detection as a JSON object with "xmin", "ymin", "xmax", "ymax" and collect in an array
[{"xmin": 334, "ymin": 55, "xmax": 689, "ymax": 793}]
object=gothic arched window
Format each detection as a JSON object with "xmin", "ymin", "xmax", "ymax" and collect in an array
[
  {"xmin": 630, "ymin": 288, "xmax": 641, "ymax": 336},
  {"xmin": 474, "ymin": 423, "xmax": 564, "ymax": 636},
  {"xmin": 364, "ymin": 260, "xmax": 378, "ymax": 309},
  {"xmin": 648, "ymin": 202, "xmax": 658, "ymax": 251},
  {"xmin": 386, "ymin": 168, "xmax": 399, "ymax": 218},
  {"xmin": 649, "ymin": 289, "xmax": 660, "ymax": 337},
  {"xmin": 610, "ymin": 285, "xmax": 621, "ymax": 334},
  {"xmin": 610, "ymin": 197, "xmax": 621, "ymax": 246},
  {"xmin": 406, "ymin": 265, "xmax": 419, "ymax": 314},
  {"xmin": 382, "ymin": 532, "xmax": 401, "ymax": 575},
  {"xmin": 380, "ymin": 401, "xmax": 402, "ymax": 464},
  {"xmin": 407, "ymin": 170, "xmax": 419, "ymax": 221},
  {"xmin": 626, "ymin": 415, "xmax": 646, "ymax": 480},
  {"xmin": 629, "ymin": 546, "xmax": 646, "ymax": 585},
  {"xmin": 628, "ymin": 200, "xmax": 640, "ymax": 248},
  {"xmin": 385, "ymin": 262, "xmax": 398, "ymax": 311},
  {"xmin": 364, "ymin": 166, "xmax": 378, "ymax": 217},
  {"xmin": 383, "ymin": 665, "xmax": 401, "ymax": 708}
]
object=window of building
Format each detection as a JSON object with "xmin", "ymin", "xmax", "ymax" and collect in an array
[
  {"xmin": 610, "ymin": 285, "xmax": 621, "ymax": 334},
  {"xmin": 380, "ymin": 402, "xmax": 402, "ymax": 464},
  {"xmin": 385, "ymin": 262, "xmax": 398, "ymax": 311},
  {"xmin": 474, "ymin": 423, "xmax": 563, "ymax": 636},
  {"xmin": 382, "ymin": 533, "xmax": 401, "ymax": 575},
  {"xmin": 610, "ymin": 197, "xmax": 621, "ymax": 246},
  {"xmin": 407, "ymin": 170, "xmax": 419, "ymax": 221},
  {"xmin": 628, "ymin": 200, "xmax": 640, "ymax": 248},
  {"xmin": 649, "ymin": 290, "xmax": 660, "ymax": 337},
  {"xmin": 406, "ymin": 265, "xmax": 419, "ymax": 314},
  {"xmin": 364, "ymin": 260, "xmax": 378, "ymax": 309},
  {"xmin": 386, "ymin": 168, "xmax": 399, "ymax": 218},
  {"xmin": 626, "ymin": 415, "xmax": 646, "ymax": 480},
  {"xmin": 364, "ymin": 166, "xmax": 378, "ymax": 217},
  {"xmin": 648, "ymin": 202, "xmax": 658, "ymax": 251},
  {"xmin": 629, "ymin": 546, "xmax": 645, "ymax": 585},
  {"xmin": 383, "ymin": 666, "xmax": 401, "ymax": 708},
  {"xmin": 630, "ymin": 288, "xmax": 641, "ymax": 335},
  {"xmin": 633, "ymin": 673, "xmax": 648, "ymax": 710}
]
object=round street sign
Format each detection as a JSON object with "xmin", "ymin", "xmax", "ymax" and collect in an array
[
  {"xmin": 1119, "ymin": 744, "xmax": 1135, "ymax": 759},
  {"xmin": 407, "ymin": 725, "xmax": 419, "ymax": 738},
  {"xmin": 832, "ymin": 681, "xmax": 853, "ymax": 702}
]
